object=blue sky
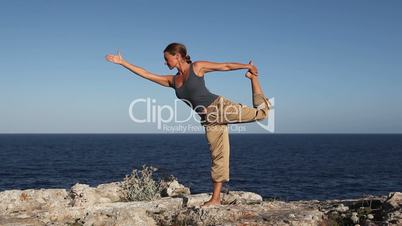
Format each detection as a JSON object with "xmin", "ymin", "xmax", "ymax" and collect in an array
[{"xmin": 1, "ymin": 0, "xmax": 401, "ymax": 133}]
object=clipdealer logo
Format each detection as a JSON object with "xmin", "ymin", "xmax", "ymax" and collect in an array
[{"xmin": 128, "ymin": 97, "xmax": 275, "ymax": 132}]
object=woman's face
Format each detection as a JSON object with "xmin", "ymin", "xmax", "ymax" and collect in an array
[{"xmin": 164, "ymin": 52, "xmax": 178, "ymax": 70}]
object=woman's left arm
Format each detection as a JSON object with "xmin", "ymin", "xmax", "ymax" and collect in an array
[{"xmin": 194, "ymin": 61, "xmax": 258, "ymax": 76}]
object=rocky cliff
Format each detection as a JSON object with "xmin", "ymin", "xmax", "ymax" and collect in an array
[{"xmin": 0, "ymin": 180, "xmax": 401, "ymax": 226}]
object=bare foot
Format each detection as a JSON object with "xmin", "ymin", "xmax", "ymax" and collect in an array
[
  {"xmin": 201, "ymin": 199, "xmax": 221, "ymax": 207},
  {"xmin": 245, "ymin": 71, "xmax": 257, "ymax": 79}
]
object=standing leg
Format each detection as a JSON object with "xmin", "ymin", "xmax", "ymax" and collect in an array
[{"xmin": 202, "ymin": 124, "xmax": 230, "ymax": 206}]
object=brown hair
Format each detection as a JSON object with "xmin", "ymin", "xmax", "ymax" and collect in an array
[{"xmin": 163, "ymin": 42, "xmax": 192, "ymax": 63}]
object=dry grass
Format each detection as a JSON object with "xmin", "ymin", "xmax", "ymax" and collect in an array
[{"xmin": 120, "ymin": 165, "xmax": 176, "ymax": 201}]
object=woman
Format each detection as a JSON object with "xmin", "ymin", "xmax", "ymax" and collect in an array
[{"xmin": 105, "ymin": 43, "xmax": 271, "ymax": 207}]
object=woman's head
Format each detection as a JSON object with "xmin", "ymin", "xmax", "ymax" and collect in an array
[{"xmin": 163, "ymin": 42, "xmax": 192, "ymax": 69}]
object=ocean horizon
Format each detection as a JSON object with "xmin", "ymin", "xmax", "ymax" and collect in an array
[{"xmin": 1, "ymin": 133, "xmax": 401, "ymax": 201}]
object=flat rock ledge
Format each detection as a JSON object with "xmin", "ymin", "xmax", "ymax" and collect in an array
[{"xmin": 0, "ymin": 181, "xmax": 401, "ymax": 226}]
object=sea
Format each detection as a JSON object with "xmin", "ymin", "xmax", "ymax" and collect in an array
[{"xmin": 0, "ymin": 134, "xmax": 401, "ymax": 201}]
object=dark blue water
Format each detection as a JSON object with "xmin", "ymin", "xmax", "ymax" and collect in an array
[{"xmin": 0, "ymin": 134, "xmax": 401, "ymax": 201}]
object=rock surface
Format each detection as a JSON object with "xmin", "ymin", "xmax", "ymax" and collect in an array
[{"xmin": 0, "ymin": 180, "xmax": 401, "ymax": 226}]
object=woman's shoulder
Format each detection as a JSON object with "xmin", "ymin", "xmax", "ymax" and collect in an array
[
  {"xmin": 192, "ymin": 61, "xmax": 205, "ymax": 77},
  {"xmin": 192, "ymin": 60, "xmax": 204, "ymax": 67}
]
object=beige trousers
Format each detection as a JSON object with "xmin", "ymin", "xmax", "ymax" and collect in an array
[{"xmin": 201, "ymin": 94, "xmax": 271, "ymax": 182}]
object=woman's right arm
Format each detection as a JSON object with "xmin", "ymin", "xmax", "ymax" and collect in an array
[{"xmin": 105, "ymin": 53, "xmax": 173, "ymax": 88}]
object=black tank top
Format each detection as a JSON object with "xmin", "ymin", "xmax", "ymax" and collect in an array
[{"xmin": 172, "ymin": 63, "xmax": 219, "ymax": 115}]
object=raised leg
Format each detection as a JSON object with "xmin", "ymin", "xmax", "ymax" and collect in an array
[
  {"xmin": 247, "ymin": 70, "xmax": 264, "ymax": 96},
  {"xmin": 205, "ymin": 93, "xmax": 271, "ymax": 125},
  {"xmin": 203, "ymin": 63, "xmax": 271, "ymax": 125}
]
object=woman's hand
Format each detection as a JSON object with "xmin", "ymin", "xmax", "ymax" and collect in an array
[
  {"xmin": 247, "ymin": 60, "xmax": 258, "ymax": 76},
  {"xmin": 105, "ymin": 51, "xmax": 125, "ymax": 65}
]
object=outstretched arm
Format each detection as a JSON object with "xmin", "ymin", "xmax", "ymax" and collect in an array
[
  {"xmin": 105, "ymin": 52, "xmax": 173, "ymax": 87},
  {"xmin": 194, "ymin": 61, "xmax": 258, "ymax": 76}
]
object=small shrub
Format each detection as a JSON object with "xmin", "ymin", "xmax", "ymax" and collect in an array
[{"xmin": 120, "ymin": 165, "xmax": 176, "ymax": 201}]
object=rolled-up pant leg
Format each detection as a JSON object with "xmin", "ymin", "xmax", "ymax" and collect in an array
[{"xmin": 204, "ymin": 124, "xmax": 230, "ymax": 183}]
